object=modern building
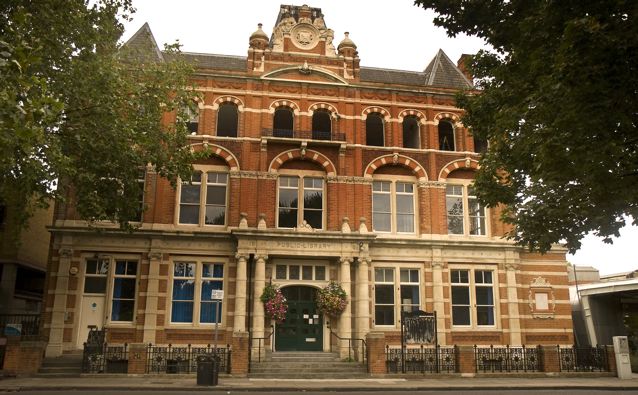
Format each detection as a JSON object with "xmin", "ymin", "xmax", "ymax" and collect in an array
[{"xmin": 43, "ymin": 4, "xmax": 573, "ymax": 361}]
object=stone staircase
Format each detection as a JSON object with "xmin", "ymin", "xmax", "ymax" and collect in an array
[
  {"xmin": 249, "ymin": 351, "xmax": 368, "ymax": 379},
  {"xmin": 37, "ymin": 350, "xmax": 83, "ymax": 377}
]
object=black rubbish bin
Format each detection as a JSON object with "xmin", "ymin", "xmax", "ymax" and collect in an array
[{"xmin": 196, "ymin": 356, "xmax": 218, "ymax": 386}]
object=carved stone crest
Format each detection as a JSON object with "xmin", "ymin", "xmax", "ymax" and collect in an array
[{"xmin": 291, "ymin": 24, "xmax": 319, "ymax": 50}]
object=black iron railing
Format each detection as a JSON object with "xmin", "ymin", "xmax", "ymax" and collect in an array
[
  {"xmin": 474, "ymin": 345, "xmax": 542, "ymax": 373},
  {"xmin": 0, "ymin": 314, "xmax": 40, "ymax": 340},
  {"xmin": 248, "ymin": 326, "xmax": 274, "ymax": 372},
  {"xmin": 146, "ymin": 343, "xmax": 231, "ymax": 374},
  {"xmin": 386, "ymin": 345, "xmax": 457, "ymax": 374},
  {"xmin": 262, "ymin": 128, "xmax": 346, "ymax": 142},
  {"xmin": 82, "ymin": 342, "xmax": 129, "ymax": 373},
  {"xmin": 328, "ymin": 327, "xmax": 367, "ymax": 365},
  {"xmin": 558, "ymin": 345, "xmax": 609, "ymax": 372}
]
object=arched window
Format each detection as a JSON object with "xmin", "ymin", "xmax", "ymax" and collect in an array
[
  {"xmin": 273, "ymin": 107, "xmax": 294, "ymax": 138},
  {"xmin": 185, "ymin": 105, "xmax": 199, "ymax": 134},
  {"xmin": 312, "ymin": 109, "xmax": 331, "ymax": 140},
  {"xmin": 438, "ymin": 121, "xmax": 455, "ymax": 151},
  {"xmin": 366, "ymin": 113, "xmax": 384, "ymax": 146},
  {"xmin": 402, "ymin": 116, "xmax": 420, "ymax": 149},
  {"xmin": 216, "ymin": 103, "xmax": 238, "ymax": 137}
]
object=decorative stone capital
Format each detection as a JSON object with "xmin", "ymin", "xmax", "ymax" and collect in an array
[
  {"xmin": 148, "ymin": 251, "xmax": 163, "ymax": 261},
  {"xmin": 358, "ymin": 256, "xmax": 370, "ymax": 266},
  {"xmin": 59, "ymin": 248, "xmax": 73, "ymax": 258},
  {"xmin": 235, "ymin": 252, "xmax": 249, "ymax": 262},
  {"xmin": 340, "ymin": 257, "xmax": 353, "ymax": 266},
  {"xmin": 504, "ymin": 262, "xmax": 519, "ymax": 271},
  {"xmin": 431, "ymin": 261, "xmax": 445, "ymax": 270},
  {"xmin": 255, "ymin": 254, "xmax": 269, "ymax": 262}
]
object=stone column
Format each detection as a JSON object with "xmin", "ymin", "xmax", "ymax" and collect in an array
[
  {"xmin": 505, "ymin": 261, "xmax": 522, "ymax": 345},
  {"xmin": 143, "ymin": 250, "xmax": 162, "ymax": 343},
  {"xmin": 251, "ymin": 255, "xmax": 267, "ymax": 351},
  {"xmin": 46, "ymin": 247, "xmax": 73, "ymax": 357},
  {"xmin": 355, "ymin": 257, "xmax": 370, "ymax": 348},
  {"xmin": 431, "ymin": 249, "xmax": 446, "ymax": 345},
  {"xmin": 233, "ymin": 253, "xmax": 248, "ymax": 333},
  {"xmin": 338, "ymin": 257, "xmax": 352, "ymax": 358}
]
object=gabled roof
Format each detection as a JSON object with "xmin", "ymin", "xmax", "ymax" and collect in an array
[
  {"xmin": 423, "ymin": 49, "xmax": 472, "ymax": 89},
  {"xmin": 122, "ymin": 22, "xmax": 164, "ymax": 62}
]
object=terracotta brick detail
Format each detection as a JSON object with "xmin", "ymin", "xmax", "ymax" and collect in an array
[
  {"xmin": 231, "ymin": 332, "xmax": 249, "ymax": 376},
  {"xmin": 366, "ymin": 332, "xmax": 386, "ymax": 375},
  {"xmin": 456, "ymin": 345, "xmax": 476, "ymax": 374},
  {"xmin": 127, "ymin": 343, "xmax": 148, "ymax": 374},
  {"xmin": 540, "ymin": 345, "xmax": 560, "ymax": 373}
]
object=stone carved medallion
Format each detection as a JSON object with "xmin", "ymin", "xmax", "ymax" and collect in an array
[{"xmin": 291, "ymin": 24, "xmax": 319, "ymax": 50}]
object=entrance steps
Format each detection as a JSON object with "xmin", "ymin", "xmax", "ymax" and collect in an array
[
  {"xmin": 37, "ymin": 350, "xmax": 83, "ymax": 377},
  {"xmin": 249, "ymin": 351, "xmax": 368, "ymax": 379}
]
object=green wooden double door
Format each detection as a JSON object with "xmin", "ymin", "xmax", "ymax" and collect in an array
[{"xmin": 276, "ymin": 286, "xmax": 323, "ymax": 351}]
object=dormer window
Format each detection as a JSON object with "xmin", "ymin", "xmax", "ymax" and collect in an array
[{"xmin": 185, "ymin": 105, "xmax": 199, "ymax": 134}]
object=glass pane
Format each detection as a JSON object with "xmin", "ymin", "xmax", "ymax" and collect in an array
[
  {"xmin": 375, "ymin": 268, "xmax": 384, "ymax": 282},
  {"xmin": 476, "ymin": 286, "xmax": 494, "ymax": 305},
  {"xmin": 200, "ymin": 301, "xmax": 222, "ymax": 323},
  {"xmin": 179, "ymin": 205, "xmax": 199, "ymax": 224},
  {"xmin": 410, "ymin": 270, "xmax": 418, "ymax": 283},
  {"xmin": 477, "ymin": 306, "xmax": 494, "ymax": 325},
  {"xmin": 396, "ymin": 194, "xmax": 414, "ymax": 214},
  {"xmin": 126, "ymin": 262, "xmax": 137, "ymax": 276},
  {"xmin": 206, "ymin": 185, "xmax": 226, "ymax": 205},
  {"xmin": 400, "ymin": 269, "xmax": 409, "ymax": 283},
  {"xmin": 205, "ymin": 206, "xmax": 225, "ymax": 225},
  {"xmin": 396, "ymin": 213, "xmax": 414, "ymax": 233},
  {"xmin": 400, "ymin": 285, "xmax": 419, "ymax": 305},
  {"xmin": 373, "ymin": 212, "xmax": 391, "ymax": 232},
  {"xmin": 452, "ymin": 306, "xmax": 471, "ymax": 325},
  {"xmin": 171, "ymin": 301, "xmax": 193, "ymax": 323},
  {"xmin": 84, "ymin": 277, "xmax": 107, "ymax": 294},
  {"xmin": 174, "ymin": 263, "xmax": 195, "ymax": 277},
  {"xmin": 276, "ymin": 265, "xmax": 287, "ymax": 280},
  {"xmin": 302, "ymin": 266, "xmax": 313, "ymax": 280},
  {"xmin": 203, "ymin": 263, "xmax": 223, "ymax": 278},
  {"xmin": 451, "ymin": 286, "xmax": 470, "ymax": 305},
  {"xmin": 303, "ymin": 209, "xmax": 322, "ymax": 229},
  {"xmin": 113, "ymin": 278, "xmax": 136, "ymax": 299},
  {"xmin": 115, "ymin": 261, "xmax": 126, "ymax": 275},
  {"xmin": 201, "ymin": 280, "xmax": 223, "ymax": 301},
  {"xmin": 279, "ymin": 189, "xmax": 298, "ymax": 208},
  {"xmin": 315, "ymin": 266, "xmax": 325, "ymax": 281},
  {"xmin": 289, "ymin": 265, "xmax": 300, "ymax": 280},
  {"xmin": 172, "ymin": 279, "xmax": 194, "ymax": 300},
  {"xmin": 470, "ymin": 215, "xmax": 486, "ymax": 235},
  {"xmin": 278, "ymin": 208, "xmax": 297, "ymax": 228},
  {"xmin": 86, "ymin": 260, "xmax": 97, "ymax": 274},
  {"xmin": 180, "ymin": 184, "xmax": 200, "ymax": 204},
  {"xmin": 373, "ymin": 194, "xmax": 391, "ymax": 212},
  {"xmin": 111, "ymin": 300, "xmax": 135, "ymax": 322},
  {"xmin": 304, "ymin": 190, "xmax": 323, "ymax": 209},
  {"xmin": 375, "ymin": 284, "xmax": 394, "ymax": 304},
  {"xmin": 375, "ymin": 306, "xmax": 394, "ymax": 325}
]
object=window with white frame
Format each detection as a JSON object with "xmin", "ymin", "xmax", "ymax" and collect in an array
[
  {"xmin": 374, "ymin": 267, "xmax": 422, "ymax": 327},
  {"xmin": 450, "ymin": 269, "xmax": 495, "ymax": 327},
  {"xmin": 111, "ymin": 260, "xmax": 138, "ymax": 322},
  {"xmin": 372, "ymin": 180, "xmax": 415, "ymax": 233},
  {"xmin": 400, "ymin": 269, "xmax": 420, "ymax": 313},
  {"xmin": 374, "ymin": 268, "xmax": 395, "ymax": 326},
  {"xmin": 278, "ymin": 175, "xmax": 324, "ymax": 229},
  {"xmin": 275, "ymin": 264, "xmax": 327, "ymax": 281},
  {"xmin": 84, "ymin": 258, "xmax": 110, "ymax": 294},
  {"xmin": 178, "ymin": 170, "xmax": 228, "ymax": 226},
  {"xmin": 171, "ymin": 261, "xmax": 224, "ymax": 324},
  {"xmin": 446, "ymin": 183, "xmax": 486, "ymax": 235}
]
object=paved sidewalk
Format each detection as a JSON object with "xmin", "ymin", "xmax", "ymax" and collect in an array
[{"xmin": 1, "ymin": 375, "xmax": 638, "ymax": 392}]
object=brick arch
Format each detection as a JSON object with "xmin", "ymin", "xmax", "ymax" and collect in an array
[
  {"xmin": 364, "ymin": 153, "xmax": 428, "ymax": 181},
  {"xmin": 438, "ymin": 158, "xmax": 480, "ymax": 181},
  {"xmin": 398, "ymin": 109, "xmax": 427, "ymax": 125},
  {"xmin": 269, "ymin": 99, "xmax": 300, "ymax": 115},
  {"xmin": 269, "ymin": 149, "xmax": 336, "ymax": 176},
  {"xmin": 361, "ymin": 106, "xmax": 391, "ymax": 121},
  {"xmin": 190, "ymin": 143, "xmax": 240, "ymax": 171},
  {"xmin": 433, "ymin": 112, "xmax": 462, "ymax": 126},
  {"xmin": 212, "ymin": 95, "xmax": 244, "ymax": 111},
  {"xmin": 308, "ymin": 102, "xmax": 339, "ymax": 117}
]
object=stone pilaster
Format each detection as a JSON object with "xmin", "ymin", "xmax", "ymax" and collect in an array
[
  {"xmin": 251, "ymin": 255, "xmax": 267, "ymax": 350},
  {"xmin": 355, "ymin": 256, "xmax": 370, "ymax": 341},
  {"xmin": 504, "ymin": 255, "xmax": 522, "ymax": 345},
  {"xmin": 46, "ymin": 246, "xmax": 73, "ymax": 357},
  {"xmin": 338, "ymin": 257, "xmax": 352, "ymax": 358},
  {"xmin": 143, "ymin": 250, "xmax": 162, "ymax": 343},
  {"xmin": 431, "ymin": 249, "xmax": 446, "ymax": 345},
  {"xmin": 233, "ymin": 253, "xmax": 248, "ymax": 333}
]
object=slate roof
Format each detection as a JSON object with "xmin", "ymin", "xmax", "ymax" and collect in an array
[
  {"xmin": 121, "ymin": 22, "xmax": 164, "ymax": 62},
  {"xmin": 164, "ymin": 52, "xmax": 247, "ymax": 71},
  {"xmin": 423, "ymin": 49, "xmax": 473, "ymax": 89},
  {"xmin": 359, "ymin": 67, "xmax": 426, "ymax": 86}
]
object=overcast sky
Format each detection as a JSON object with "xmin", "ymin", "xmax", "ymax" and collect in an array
[{"xmin": 121, "ymin": 0, "xmax": 637, "ymax": 276}]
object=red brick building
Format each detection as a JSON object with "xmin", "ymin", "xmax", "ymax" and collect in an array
[{"xmin": 43, "ymin": 4, "xmax": 573, "ymax": 363}]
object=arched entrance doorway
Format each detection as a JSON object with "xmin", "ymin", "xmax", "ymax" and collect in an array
[{"xmin": 276, "ymin": 286, "xmax": 323, "ymax": 351}]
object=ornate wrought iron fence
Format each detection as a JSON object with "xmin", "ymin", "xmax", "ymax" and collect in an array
[
  {"xmin": 146, "ymin": 343, "xmax": 231, "ymax": 374},
  {"xmin": 385, "ymin": 345, "xmax": 457, "ymax": 374},
  {"xmin": 558, "ymin": 345, "xmax": 609, "ymax": 372},
  {"xmin": 0, "ymin": 314, "xmax": 40, "ymax": 340},
  {"xmin": 474, "ymin": 345, "xmax": 542, "ymax": 373},
  {"xmin": 82, "ymin": 343, "xmax": 129, "ymax": 373}
]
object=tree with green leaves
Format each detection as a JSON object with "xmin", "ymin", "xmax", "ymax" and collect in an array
[
  {"xmin": 1, "ymin": 0, "xmax": 198, "ymax": 236},
  {"xmin": 415, "ymin": 0, "xmax": 638, "ymax": 253}
]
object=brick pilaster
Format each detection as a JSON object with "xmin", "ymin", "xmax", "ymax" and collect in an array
[
  {"xmin": 366, "ymin": 332, "xmax": 386, "ymax": 375},
  {"xmin": 540, "ymin": 345, "xmax": 560, "ymax": 373},
  {"xmin": 127, "ymin": 343, "xmax": 148, "ymax": 374},
  {"xmin": 231, "ymin": 332, "xmax": 249, "ymax": 376},
  {"xmin": 2, "ymin": 338, "xmax": 46, "ymax": 375},
  {"xmin": 456, "ymin": 345, "xmax": 476, "ymax": 374}
]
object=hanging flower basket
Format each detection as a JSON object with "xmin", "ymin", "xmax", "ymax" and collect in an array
[
  {"xmin": 260, "ymin": 283, "xmax": 288, "ymax": 323},
  {"xmin": 317, "ymin": 281, "xmax": 348, "ymax": 317}
]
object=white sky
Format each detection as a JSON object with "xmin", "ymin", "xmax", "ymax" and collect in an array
[{"xmin": 121, "ymin": 0, "xmax": 637, "ymax": 276}]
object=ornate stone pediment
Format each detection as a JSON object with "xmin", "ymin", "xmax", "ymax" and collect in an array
[{"xmin": 261, "ymin": 66, "xmax": 349, "ymax": 85}]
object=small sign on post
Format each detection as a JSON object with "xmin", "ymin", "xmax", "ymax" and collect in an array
[
  {"xmin": 211, "ymin": 290, "xmax": 224, "ymax": 300},
  {"xmin": 210, "ymin": 289, "xmax": 224, "ymax": 359}
]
